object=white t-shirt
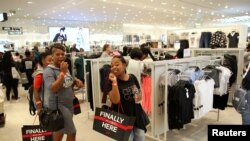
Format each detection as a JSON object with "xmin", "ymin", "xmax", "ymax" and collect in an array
[{"xmin": 193, "ymin": 79, "xmax": 215, "ymax": 119}]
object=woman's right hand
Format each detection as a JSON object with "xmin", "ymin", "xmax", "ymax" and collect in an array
[
  {"xmin": 60, "ymin": 61, "xmax": 68, "ymax": 73},
  {"xmin": 109, "ymin": 73, "xmax": 117, "ymax": 83}
]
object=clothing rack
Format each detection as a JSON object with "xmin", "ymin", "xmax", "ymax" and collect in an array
[
  {"xmin": 191, "ymin": 48, "xmax": 244, "ymax": 105},
  {"xmin": 145, "ymin": 56, "xmax": 223, "ymax": 141}
]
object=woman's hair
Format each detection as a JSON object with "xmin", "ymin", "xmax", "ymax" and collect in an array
[
  {"xmin": 2, "ymin": 51, "xmax": 13, "ymax": 71},
  {"xmin": 38, "ymin": 51, "xmax": 51, "ymax": 66},
  {"xmin": 112, "ymin": 55, "xmax": 127, "ymax": 66},
  {"xmin": 140, "ymin": 44, "xmax": 156, "ymax": 61},
  {"xmin": 25, "ymin": 51, "xmax": 31, "ymax": 57},
  {"xmin": 129, "ymin": 47, "xmax": 143, "ymax": 59},
  {"xmin": 50, "ymin": 43, "xmax": 65, "ymax": 54},
  {"xmin": 103, "ymin": 44, "xmax": 110, "ymax": 51}
]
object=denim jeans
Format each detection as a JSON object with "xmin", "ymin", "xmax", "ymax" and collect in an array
[
  {"xmin": 241, "ymin": 90, "xmax": 250, "ymax": 125},
  {"xmin": 199, "ymin": 32, "xmax": 212, "ymax": 48},
  {"xmin": 128, "ymin": 128, "xmax": 145, "ymax": 141}
]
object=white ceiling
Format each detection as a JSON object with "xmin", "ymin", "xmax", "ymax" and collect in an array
[{"xmin": 0, "ymin": 0, "xmax": 250, "ymax": 33}]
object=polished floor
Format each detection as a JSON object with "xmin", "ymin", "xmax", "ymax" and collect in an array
[{"xmin": 0, "ymin": 85, "xmax": 242, "ymax": 141}]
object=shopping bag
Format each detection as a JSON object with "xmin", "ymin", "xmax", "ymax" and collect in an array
[
  {"xmin": 11, "ymin": 67, "xmax": 20, "ymax": 79},
  {"xmin": 73, "ymin": 96, "xmax": 81, "ymax": 115},
  {"xmin": 21, "ymin": 125, "xmax": 53, "ymax": 141},
  {"xmin": 93, "ymin": 107, "xmax": 136, "ymax": 141},
  {"xmin": 20, "ymin": 72, "xmax": 29, "ymax": 84}
]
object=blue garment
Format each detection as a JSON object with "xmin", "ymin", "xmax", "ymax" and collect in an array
[
  {"xmin": 241, "ymin": 90, "xmax": 250, "ymax": 125},
  {"xmin": 128, "ymin": 128, "xmax": 145, "ymax": 141},
  {"xmin": 199, "ymin": 32, "xmax": 212, "ymax": 48},
  {"xmin": 183, "ymin": 68, "xmax": 204, "ymax": 84}
]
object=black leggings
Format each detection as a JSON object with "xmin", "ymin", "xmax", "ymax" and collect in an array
[{"xmin": 5, "ymin": 79, "xmax": 19, "ymax": 100}]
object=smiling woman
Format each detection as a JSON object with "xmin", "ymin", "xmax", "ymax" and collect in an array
[{"xmin": 106, "ymin": 55, "xmax": 149, "ymax": 141}]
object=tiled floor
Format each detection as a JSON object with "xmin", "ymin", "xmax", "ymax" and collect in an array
[{"xmin": 0, "ymin": 85, "xmax": 242, "ymax": 141}]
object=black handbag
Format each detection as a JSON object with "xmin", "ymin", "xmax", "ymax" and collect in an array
[
  {"xmin": 39, "ymin": 96, "xmax": 64, "ymax": 132},
  {"xmin": 73, "ymin": 96, "xmax": 81, "ymax": 115}
]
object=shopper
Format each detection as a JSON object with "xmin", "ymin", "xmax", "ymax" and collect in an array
[
  {"xmin": 43, "ymin": 43, "xmax": 84, "ymax": 141},
  {"xmin": 241, "ymin": 61, "xmax": 250, "ymax": 125},
  {"xmin": 100, "ymin": 44, "xmax": 113, "ymax": 57},
  {"xmin": 33, "ymin": 51, "xmax": 52, "ymax": 113},
  {"xmin": 108, "ymin": 55, "xmax": 148, "ymax": 141},
  {"xmin": 244, "ymin": 43, "xmax": 250, "ymax": 67},
  {"xmin": 1, "ymin": 51, "xmax": 19, "ymax": 101},
  {"xmin": 21, "ymin": 50, "xmax": 35, "ymax": 90},
  {"xmin": 127, "ymin": 47, "xmax": 143, "ymax": 83}
]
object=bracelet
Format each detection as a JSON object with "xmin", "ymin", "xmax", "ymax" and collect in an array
[
  {"xmin": 112, "ymin": 82, "xmax": 117, "ymax": 86},
  {"xmin": 36, "ymin": 101, "xmax": 41, "ymax": 104},
  {"xmin": 60, "ymin": 72, "xmax": 65, "ymax": 77}
]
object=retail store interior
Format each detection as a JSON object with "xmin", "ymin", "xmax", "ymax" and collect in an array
[{"xmin": 0, "ymin": 0, "xmax": 250, "ymax": 141}]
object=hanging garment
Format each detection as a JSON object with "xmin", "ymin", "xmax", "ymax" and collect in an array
[
  {"xmin": 210, "ymin": 31, "xmax": 227, "ymax": 48},
  {"xmin": 168, "ymin": 80, "xmax": 195, "ymax": 129},
  {"xmin": 213, "ymin": 66, "xmax": 232, "ymax": 96},
  {"xmin": 199, "ymin": 32, "xmax": 212, "ymax": 48},
  {"xmin": 141, "ymin": 75, "xmax": 152, "ymax": 115},
  {"xmin": 193, "ymin": 79, "xmax": 215, "ymax": 119},
  {"xmin": 222, "ymin": 54, "xmax": 238, "ymax": 87},
  {"xmin": 189, "ymin": 32, "xmax": 200, "ymax": 48},
  {"xmin": 227, "ymin": 31, "xmax": 239, "ymax": 48}
]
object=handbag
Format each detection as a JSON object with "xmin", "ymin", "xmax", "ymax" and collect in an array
[
  {"xmin": 93, "ymin": 106, "xmax": 136, "ymax": 141},
  {"xmin": 11, "ymin": 66, "xmax": 20, "ymax": 79},
  {"xmin": 232, "ymin": 67, "xmax": 250, "ymax": 114},
  {"xmin": 39, "ymin": 96, "xmax": 64, "ymax": 132},
  {"xmin": 20, "ymin": 72, "xmax": 29, "ymax": 84},
  {"xmin": 73, "ymin": 96, "xmax": 81, "ymax": 115}
]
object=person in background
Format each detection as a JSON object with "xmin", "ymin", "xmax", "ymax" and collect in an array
[
  {"xmin": 75, "ymin": 48, "xmax": 85, "ymax": 84},
  {"xmin": 100, "ymin": 44, "xmax": 113, "ymax": 58},
  {"xmin": 33, "ymin": 51, "xmax": 53, "ymax": 113},
  {"xmin": 108, "ymin": 55, "xmax": 148, "ymax": 141},
  {"xmin": 122, "ymin": 46, "xmax": 129, "ymax": 56},
  {"xmin": 43, "ymin": 43, "xmax": 83, "ymax": 141},
  {"xmin": 70, "ymin": 43, "xmax": 79, "ymax": 52},
  {"xmin": 1, "ymin": 51, "xmax": 19, "ymax": 101},
  {"xmin": 127, "ymin": 47, "xmax": 143, "ymax": 83},
  {"xmin": 244, "ymin": 43, "xmax": 250, "ymax": 67},
  {"xmin": 33, "ymin": 45, "xmax": 40, "ymax": 65},
  {"xmin": 241, "ymin": 61, "xmax": 250, "ymax": 125},
  {"xmin": 21, "ymin": 50, "xmax": 35, "ymax": 90},
  {"xmin": 140, "ymin": 44, "xmax": 156, "ymax": 61}
]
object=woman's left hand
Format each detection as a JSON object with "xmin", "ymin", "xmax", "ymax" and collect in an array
[{"xmin": 74, "ymin": 78, "xmax": 84, "ymax": 88}]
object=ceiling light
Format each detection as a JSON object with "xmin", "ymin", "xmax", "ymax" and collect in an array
[
  {"xmin": 209, "ymin": 2, "xmax": 213, "ymax": 5},
  {"xmin": 27, "ymin": 1, "xmax": 33, "ymax": 4},
  {"xmin": 181, "ymin": 6, "xmax": 185, "ymax": 9},
  {"xmin": 211, "ymin": 12, "xmax": 214, "ymax": 15},
  {"xmin": 225, "ymin": 5, "xmax": 228, "ymax": 9},
  {"xmin": 198, "ymin": 9, "xmax": 202, "ymax": 12},
  {"xmin": 103, "ymin": 6, "xmax": 106, "ymax": 8},
  {"xmin": 221, "ymin": 14, "xmax": 225, "ymax": 17},
  {"xmin": 116, "ymin": 7, "xmax": 119, "ymax": 10},
  {"xmin": 72, "ymin": 2, "xmax": 76, "ymax": 5},
  {"xmin": 161, "ymin": 2, "xmax": 167, "ymax": 5}
]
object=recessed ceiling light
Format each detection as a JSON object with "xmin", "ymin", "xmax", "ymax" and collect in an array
[
  {"xmin": 72, "ymin": 2, "xmax": 76, "ymax": 5},
  {"xmin": 211, "ymin": 12, "xmax": 214, "ymax": 15},
  {"xmin": 181, "ymin": 6, "xmax": 185, "ymax": 9},
  {"xmin": 209, "ymin": 2, "xmax": 213, "ymax": 5},
  {"xmin": 161, "ymin": 2, "xmax": 167, "ymax": 5},
  {"xmin": 116, "ymin": 7, "xmax": 119, "ymax": 10},
  {"xmin": 103, "ymin": 6, "xmax": 106, "ymax": 8},
  {"xmin": 225, "ymin": 5, "xmax": 228, "ymax": 9},
  {"xmin": 27, "ymin": 1, "xmax": 33, "ymax": 4}
]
